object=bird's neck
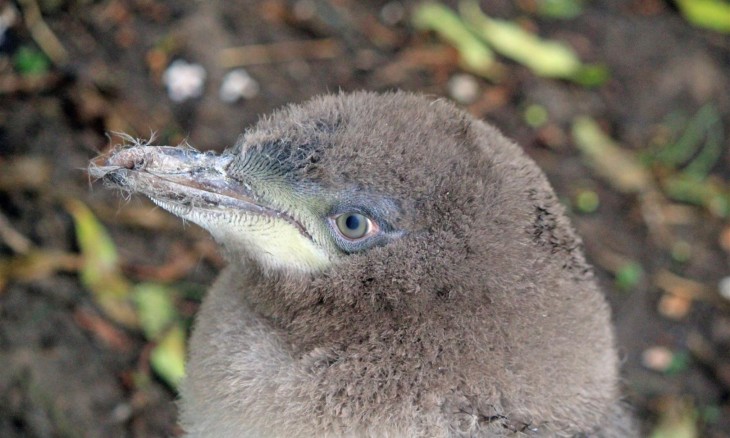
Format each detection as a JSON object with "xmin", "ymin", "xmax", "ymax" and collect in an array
[{"xmin": 236, "ymin": 264, "xmax": 427, "ymax": 355}]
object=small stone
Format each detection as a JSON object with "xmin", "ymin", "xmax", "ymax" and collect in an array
[
  {"xmin": 711, "ymin": 317, "xmax": 730, "ymax": 344},
  {"xmin": 219, "ymin": 69, "xmax": 260, "ymax": 103},
  {"xmin": 380, "ymin": 2, "xmax": 405, "ymax": 26},
  {"xmin": 0, "ymin": 4, "xmax": 18, "ymax": 47},
  {"xmin": 447, "ymin": 74, "xmax": 480, "ymax": 105},
  {"xmin": 354, "ymin": 49, "xmax": 379, "ymax": 71},
  {"xmin": 110, "ymin": 402, "xmax": 133, "ymax": 423},
  {"xmin": 293, "ymin": 0, "xmax": 316, "ymax": 21},
  {"xmin": 657, "ymin": 293, "xmax": 691, "ymax": 320},
  {"xmin": 162, "ymin": 59, "xmax": 206, "ymax": 102},
  {"xmin": 719, "ymin": 276, "xmax": 730, "ymax": 301},
  {"xmin": 641, "ymin": 346, "xmax": 673, "ymax": 372},
  {"xmin": 720, "ymin": 226, "xmax": 730, "ymax": 253}
]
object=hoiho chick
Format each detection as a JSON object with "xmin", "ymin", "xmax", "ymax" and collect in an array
[{"xmin": 90, "ymin": 92, "xmax": 634, "ymax": 437}]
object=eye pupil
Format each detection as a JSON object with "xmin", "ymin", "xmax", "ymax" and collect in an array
[
  {"xmin": 335, "ymin": 213, "xmax": 370, "ymax": 240},
  {"xmin": 345, "ymin": 214, "xmax": 360, "ymax": 230}
]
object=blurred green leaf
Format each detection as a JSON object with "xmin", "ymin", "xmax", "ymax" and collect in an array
[
  {"xmin": 412, "ymin": 3, "xmax": 499, "ymax": 79},
  {"xmin": 649, "ymin": 398, "xmax": 699, "ymax": 438},
  {"xmin": 524, "ymin": 104, "xmax": 548, "ymax": 127},
  {"xmin": 675, "ymin": 0, "xmax": 730, "ymax": 34},
  {"xmin": 536, "ymin": 0, "xmax": 585, "ymax": 19},
  {"xmin": 0, "ymin": 250, "xmax": 80, "ymax": 286},
  {"xmin": 460, "ymin": 1, "xmax": 578, "ymax": 76},
  {"xmin": 661, "ymin": 174, "xmax": 730, "ymax": 218},
  {"xmin": 460, "ymin": 1, "xmax": 607, "ymax": 85},
  {"xmin": 66, "ymin": 199, "xmax": 138, "ymax": 328},
  {"xmin": 652, "ymin": 105, "xmax": 721, "ymax": 174},
  {"xmin": 572, "ymin": 117, "xmax": 652, "ymax": 193},
  {"xmin": 670, "ymin": 240, "xmax": 692, "ymax": 263},
  {"xmin": 615, "ymin": 261, "xmax": 643, "ymax": 291},
  {"xmin": 643, "ymin": 105, "xmax": 728, "ymax": 217},
  {"xmin": 134, "ymin": 283, "xmax": 178, "ymax": 340},
  {"xmin": 665, "ymin": 350, "xmax": 690, "ymax": 375},
  {"xmin": 13, "ymin": 46, "xmax": 50, "ymax": 76},
  {"xmin": 571, "ymin": 64, "xmax": 610, "ymax": 87},
  {"xmin": 683, "ymin": 111, "xmax": 723, "ymax": 180},
  {"xmin": 700, "ymin": 405, "xmax": 722, "ymax": 424},
  {"xmin": 575, "ymin": 189, "xmax": 600, "ymax": 213},
  {"xmin": 150, "ymin": 324, "xmax": 187, "ymax": 388},
  {"xmin": 67, "ymin": 200, "xmax": 189, "ymax": 389}
]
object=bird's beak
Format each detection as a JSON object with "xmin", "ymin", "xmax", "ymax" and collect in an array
[
  {"xmin": 90, "ymin": 145, "xmax": 306, "ymax": 234},
  {"xmin": 90, "ymin": 145, "xmax": 331, "ymax": 272},
  {"xmin": 90, "ymin": 145, "xmax": 237, "ymax": 202}
]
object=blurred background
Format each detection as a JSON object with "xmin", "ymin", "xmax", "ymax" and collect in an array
[{"xmin": 0, "ymin": 0, "xmax": 729, "ymax": 436}]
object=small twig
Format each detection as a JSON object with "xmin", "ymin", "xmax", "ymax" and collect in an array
[
  {"xmin": 0, "ymin": 71, "xmax": 61, "ymax": 94},
  {"xmin": 0, "ymin": 211, "xmax": 32, "ymax": 254},
  {"xmin": 218, "ymin": 38, "xmax": 342, "ymax": 68},
  {"xmin": 638, "ymin": 189, "xmax": 675, "ymax": 248},
  {"xmin": 654, "ymin": 269, "xmax": 707, "ymax": 300},
  {"xmin": 686, "ymin": 330, "xmax": 730, "ymax": 390},
  {"xmin": 17, "ymin": 0, "xmax": 68, "ymax": 65},
  {"xmin": 654, "ymin": 269, "xmax": 728, "ymax": 310}
]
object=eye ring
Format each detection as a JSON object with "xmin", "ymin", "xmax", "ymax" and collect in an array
[{"xmin": 332, "ymin": 213, "xmax": 379, "ymax": 241}]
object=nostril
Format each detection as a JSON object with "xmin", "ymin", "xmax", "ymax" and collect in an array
[
  {"xmin": 118, "ymin": 158, "xmax": 135, "ymax": 170},
  {"xmin": 108, "ymin": 150, "xmax": 148, "ymax": 171}
]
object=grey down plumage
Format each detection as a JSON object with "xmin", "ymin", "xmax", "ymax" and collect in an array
[{"xmin": 91, "ymin": 91, "xmax": 634, "ymax": 437}]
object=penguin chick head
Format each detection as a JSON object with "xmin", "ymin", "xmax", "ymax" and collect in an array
[{"xmin": 90, "ymin": 91, "xmax": 592, "ymax": 287}]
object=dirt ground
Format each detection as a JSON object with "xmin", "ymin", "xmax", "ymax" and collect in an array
[{"xmin": 1, "ymin": 0, "xmax": 729, "ymax": 436}]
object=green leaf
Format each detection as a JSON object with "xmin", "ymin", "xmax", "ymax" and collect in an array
[
  {"xmin": 675, "ymin": 0, "xmax": 730, "ymax": 34},
  {"xmin": 412, "ymin": 2, "xmax": 500, "ymax": 79},
  {"xmin": 661, "ymin": 174, "xmax": 730, "ymax": 218},
  {"xmin": 536, "ymin": 0, "xmax": 585, "ymax": 19},
  {"xmin": 66, "ymin": 199, "xmax": 137, "ymax": 328},
  {"xmin": 652, "ymin": 104, "xmax": 721, "ymax": 172},
  {"xmin": 133, "ymin": 283, "xmax": 178, "ymax": 340},
  {"xmin": 524, "ymin": 104, "xmax": 548, "ymax": 128},
  {"xmin": 571, "ymin": 64, "xmax": 610, "ymax": 87},
  {"xmin": 649, "ymin": 398, "xmax": 699, "ymax": 438},
  {"xmin": 571, "ymin": 117, "xmax": 652, "ymax": 194},
  {"xmin": 665, "ymin": 350, "xmax": 690, "ymax": 375},
  {"xmin": 150, "ymin": 324, "xmax": 187, "ymax": 389},
  {"xmin": 13, "ymin": 46, "xmax": 50, "ymax": 76},
  {"xmin": 683, "ymin": 108, "xmax": 723, "ymax": 180},
  {"xmin": 614, "ymin": 261, "xmax": 643, "ymax": 291},
  {"xmin": 460, "ymin": 1, "xmax": 607, "ymax": 85},
  {"xmin": 575, "ymin": 189, "xmax": 600, "ymax": 213}
]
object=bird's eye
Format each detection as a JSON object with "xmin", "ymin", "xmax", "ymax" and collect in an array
[{"xmin": 334, "ymin": 213, "xmax": 372, "ymax": 240}]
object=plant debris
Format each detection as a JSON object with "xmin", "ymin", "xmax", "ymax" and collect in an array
[
  {"xmin": 675, "ymin": 0, "xmax": 730, "ymax": 34},
  {"xmin": 412, "ymin": 2, "xmax": 500, "ymax": 79},
  {"xmin": 571, "ymin": 116, "xmax": 653, "ymax": 194}
]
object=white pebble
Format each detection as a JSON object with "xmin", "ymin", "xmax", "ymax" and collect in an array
[
  {"xmin": 0, "ymin": 5, "xmax": 18, "ymax": 46},
  {"xmin": 162, "ymin": 59, "xmax": 207, "ymax": 102},
  {"xmin": 380, "ymin": 2, "xmax": 405, "ymax": 26},
  {"xmin": 719, "ymin": 276, "xmax": 730, "ymax": 301},
  {"xmin": 447, "ymin": 74, "xmax": 480, "ymax": 105},
  {"xmin": 641, "ymin": 346, "xmax": 673, "ymax": 372},
  {"xmin": 219, "ymin": 69, "xmax": 260, "ymax": 103},
  {"xmin": 110, "ymin": 402, "xmax": 133, "ymax": 423}
]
